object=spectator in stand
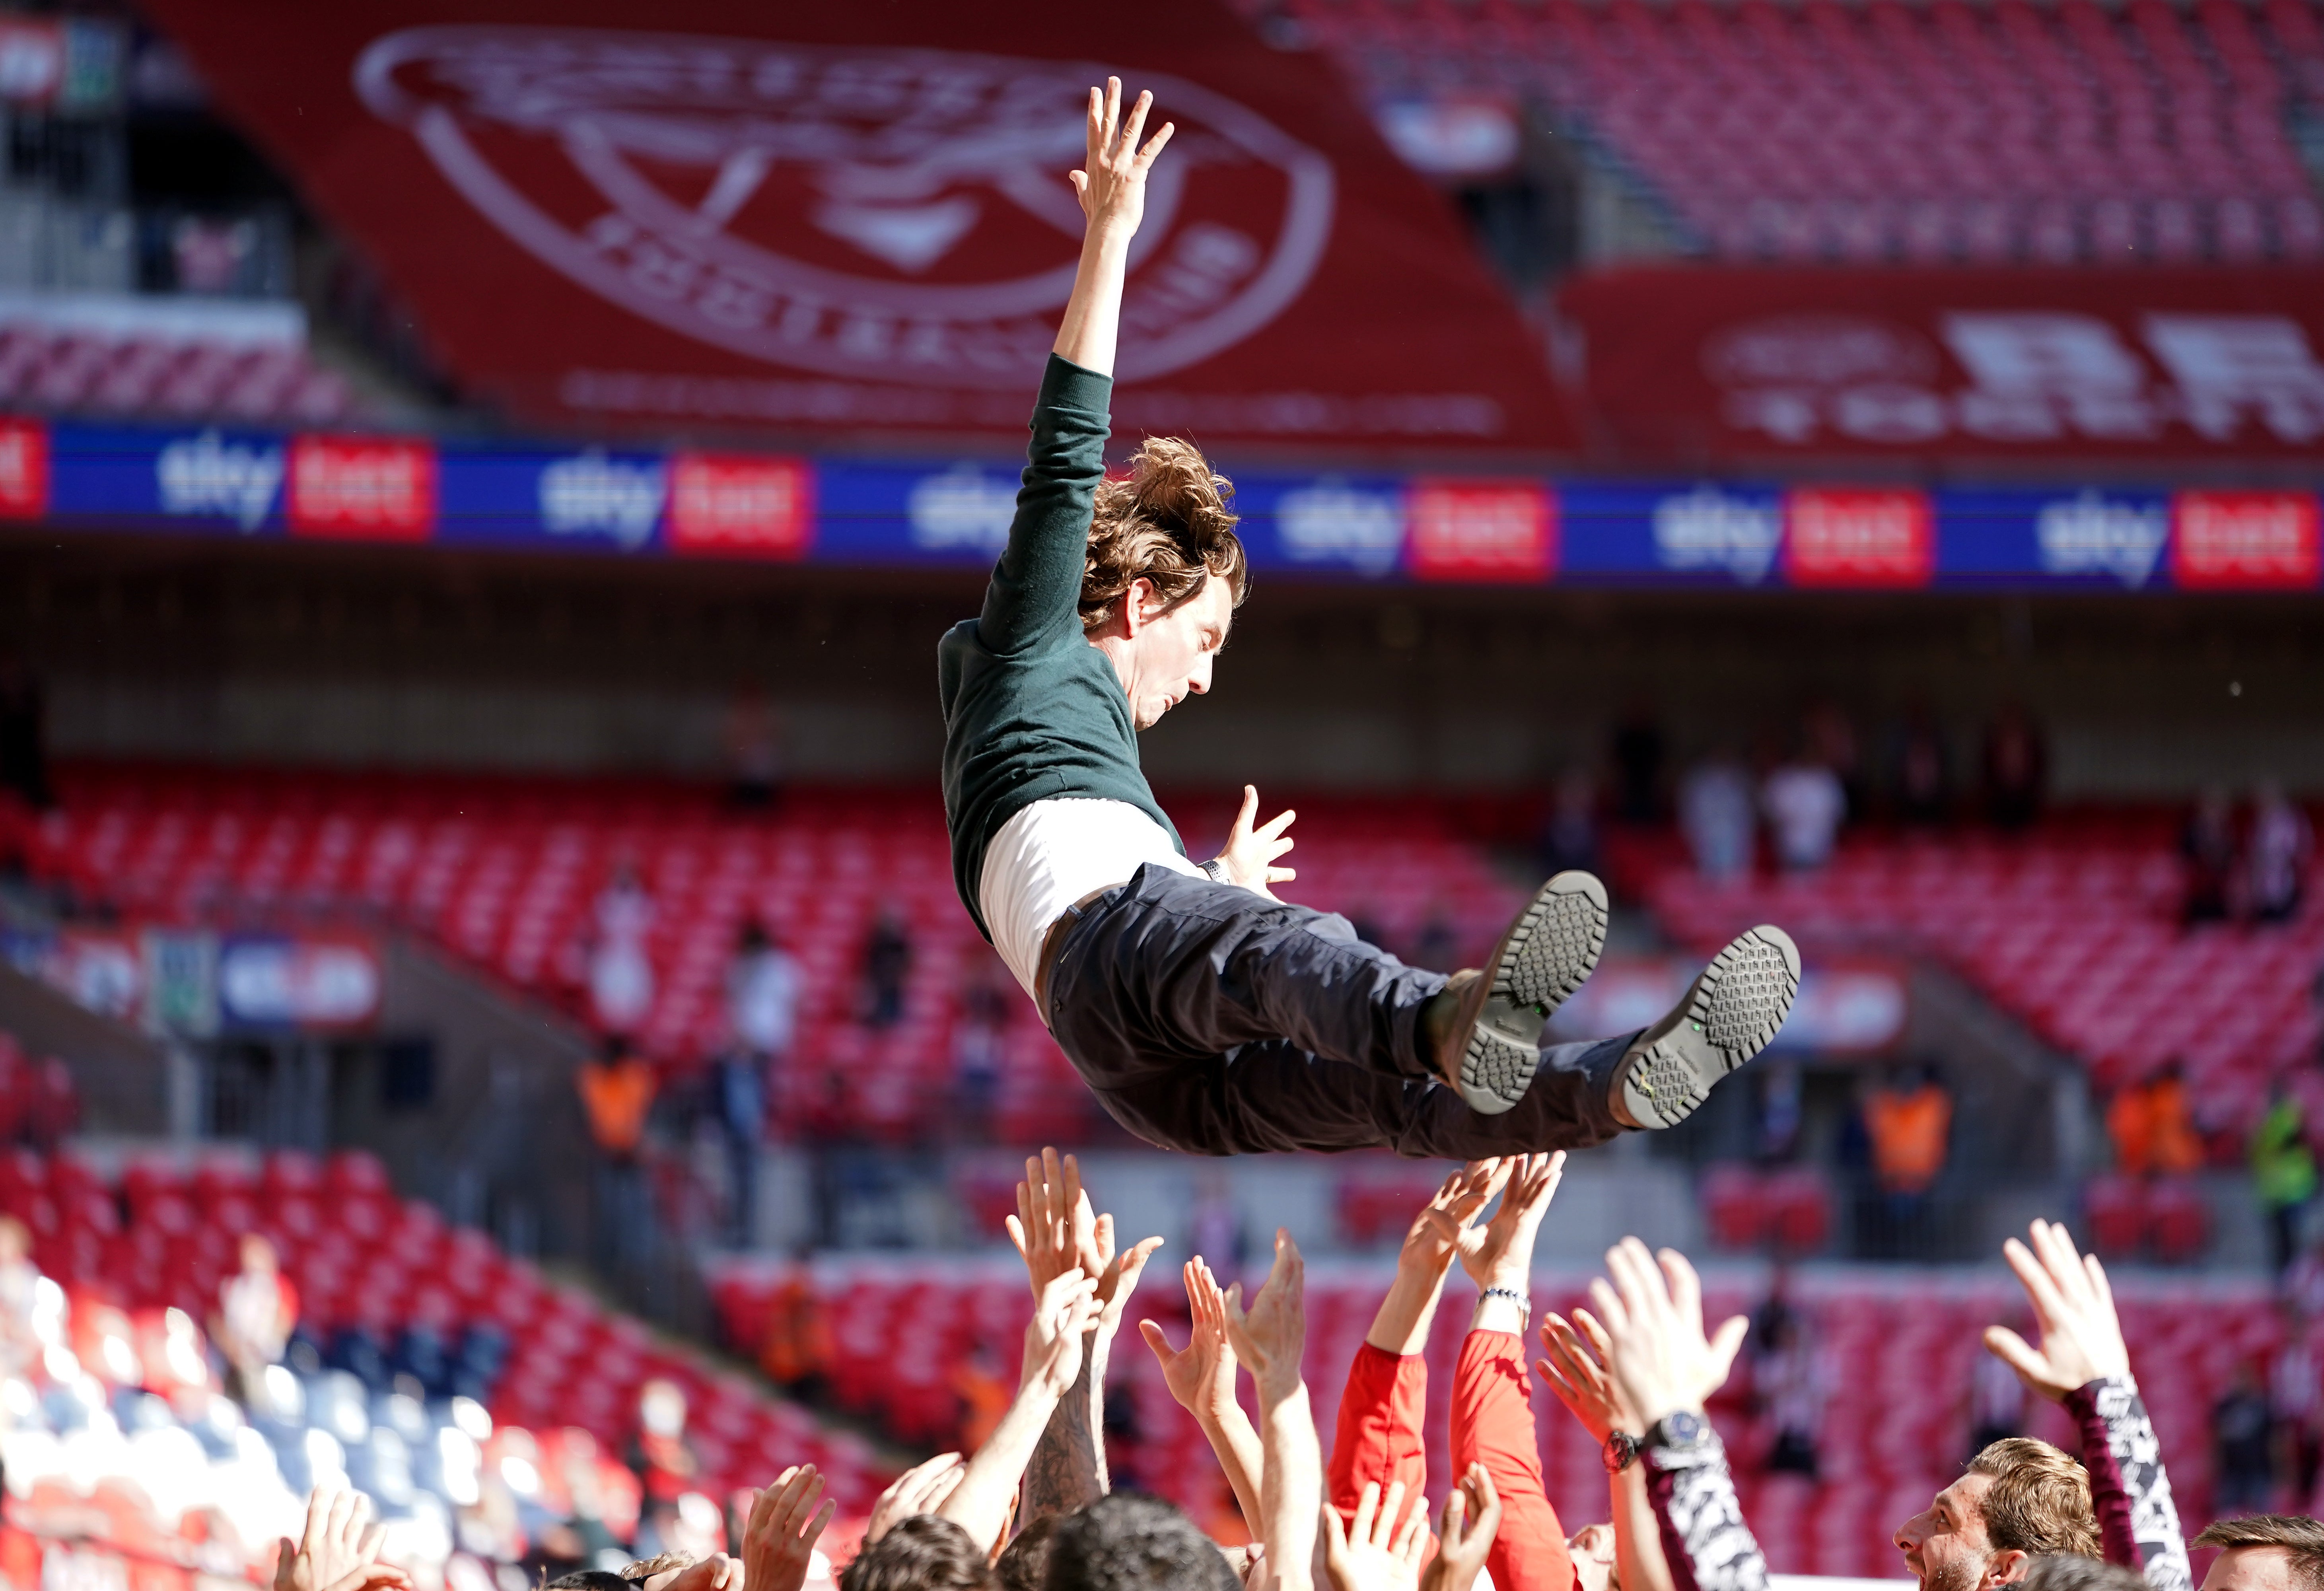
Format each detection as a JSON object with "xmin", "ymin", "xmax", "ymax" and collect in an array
[
  {"xmin": 721, "ymin": 920, "xmax": 797, "ymax": 1242},
  {"xmin": 2218, "ymin": 1360, "xmax": 2280, "ymax": 1516},
  {"xmin": 628, "ymin": 1378, "xmax": 703, "ymax": 1509},
  {"xmin": 589, "ymin": 864, "xmax": 657, "ymax": 1038},
  {"xmin": 580, "ymin": 1038, "xmax": 658, "ymax": 1278},
  {"xmin": 2271, "ymin": 1303, "xmax": 2322, "ymax": 1509},
  {"xmin": 1762, "ymin": 751, "xmax": 1845, "ymax": 873},
  {"xmin": 951, "ymin": 957, "xmax": 1011, "ymax": 1137},
  {"xmin": 2250, "ymin": 785, "xmax": 2314, "ymax": 926},
  {"xmin": 214, "ymin": 1232, "xmax": 297, "ymax": 1416},
  {"xmin": 2253, "ymin": 1083, "xmax": 2318, "ymax": 1274},
  {"xmin": 1540, "ymin": 767, "xmax": 1602, "ymax": 880},
  {"xmin": 0, "ymin": 1215, "xmax": 43, "ymax": 1377},
  {"xmin": 1750, "ymin": 1297, "xmax": 1828, "ymax": 1479},
  {"xmin": 2183, "ymin": 788, "xmax": 2238, "ymax": 926},
  {"xmin": 0, "ymin": 652, "xmax": 50, "ymax": 815},
  {"xmin": 2107, "ymin": 1060, "xmax": 2205, "ymax": 1180},
  {"xmin": 861, "ymin": 908, "xmax": 912, "ymax": 1031},
  {"xmin": 1611, "ymin": 703, "xmax": 1666, "ymax": 823},
  {"xmin": 1983, "ymin": 705, "xmax": 2048, "ymax": 834},
  {"xmin": 2190, "ymin": 1515, "xmax": 2324, "ymax": 1591},
  {"xmin": 1891, "ymin": 702, "xmax": 1951, "ymax": 827},
  {"xmin": 1680, "ymin": 752, "xmax": 1756, "ymax": 883},
  {"xmin": 1861, "ymin": 1065, "xmax": 1953, "ymax": 1253},
  {"xmin": 1185, "ymin": 1170, "xmax": 1247, "ymax": 1274},
  {"xmin": 757, "ymin": 1265, "xmax": 832, "ymax": 1398},
  {"xmin": 724, "ymin": 684, "xmax": 786, "ymax": 813}
]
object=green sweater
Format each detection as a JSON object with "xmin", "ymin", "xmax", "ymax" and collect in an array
[{"xmin": 940, "ymin": 355, "xmax": 1186, "ymax": 939}]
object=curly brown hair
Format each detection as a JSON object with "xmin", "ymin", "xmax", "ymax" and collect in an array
[{"xmin": 1077, "ymin": 436, "xmax": 1249, "ymax": 633}]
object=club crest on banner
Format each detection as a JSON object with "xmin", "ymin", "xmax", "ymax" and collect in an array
[{"xmin": 354, "ymin": 26, "xmax": 1335, "ymax": 389}]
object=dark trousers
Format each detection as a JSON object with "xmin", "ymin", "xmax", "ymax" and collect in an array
[{"xmin": 1043, "ymin": 866, "xmax": 1632, "ymax": 1158}]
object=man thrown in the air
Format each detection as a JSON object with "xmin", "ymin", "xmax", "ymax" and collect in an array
[{"xmin": 939, "ymin": 79, "xmax": 1801, "ymax": 1158}]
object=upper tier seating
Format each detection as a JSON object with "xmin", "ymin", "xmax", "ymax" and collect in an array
[
  {"xmin": 28, "ymin": 766, "xmax": 1525, "ymax": 1140},
  {"xmin": 1608, "ymin": 813, "xmax": 2324, "ymax": 1131},
  {"xmin": 1276, "ymin": 0, "xmax": 2324, "ymax": 264},
  {"xmin": 714, "ymin": 1255, "xmax": 2286, "ymax": 1578}
]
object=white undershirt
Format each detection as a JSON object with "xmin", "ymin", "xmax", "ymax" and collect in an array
[{"xmin": 979, "ymin": 797, "xmax": 1203, "ymax": 1002}]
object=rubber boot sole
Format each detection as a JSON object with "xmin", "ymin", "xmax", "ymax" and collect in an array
[
  {"xmin": 1618, "ymin": 925, "xmax": 1801, "ymax": 1130},
  {"xmin": 1457, "ymin": 871, "xmax": 1610, "ymax": 1115}
]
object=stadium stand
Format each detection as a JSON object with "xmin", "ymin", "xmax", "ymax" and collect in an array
[
  {"xmin": 1274, "ymin": 0, "xmax": 2324, "ymax": 264},
  {"xmin": 1608, "ymin": 815, "xmax": 2324, "ymax": 1128},
  {"xmin": 711, "ymin": 1254, "xmax": 2285, "ymax": 1576},
  {"xmin": 23, "ymin": 766, "xmax": 1525, "ymax": 1141},
  {"xmin": 0, "ymin": 310, "xmax": 356, "ymax": 427},
  {"xmin": 0, "ymin": 1142, "xmax": 881, "ymax": 1589}
]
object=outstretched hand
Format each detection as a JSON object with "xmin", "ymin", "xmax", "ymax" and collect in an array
[
  {"xmin": 1070, "ymin": 78, "xmax": 1175, "ymax": 235},
  {"xmin": 1983, "ymin": 1218, "xmax": 2130, "ymax": 1402},
  {"xmin": 1587, "ymin": 1237, "xmax": 1748, "ymax": 1431},
  {"xmin": 1537, "ymin": 1306, "xmax": 1641, "ymax": 1446},
  {"xmin": 1418, "ymin": 1466, "xmax": 1502, "ymax": 1591},
  {"xmin": 1215, "ymin": 785, "xmax": 1297, "ymax": 899},
  {"xmin": 1400, "ymin": 1160, "xmax": 1508, "ymax": 1278},
  {"xmin": 1023, "ymin": 1269, "xmax": 1105, "ymax": 1396},
  {"xmin": 1458, "ymin": 1151, "xmax": 1565, "ymax": 1290},
  {"xmin": 1141, "ymin": 1257, "xmax": 1241, "ymax": 1421},
  {"xmin": 1321, "ymin": 1482, "xmax": 1431, "ymax": 1591},
  {"xmin": 274, "ymin": 1488, "xmax": 409, "ymax": 1591},
  {"xmin": 740, "ymin": 1465, "xmax": 836, "ymax": 1591},
  {"xmin": 1223, "ymin": 1227, "xmax": 1307, "ymax": 1404},
  {"xmin": 1007, "ymin": 1148, "xmax": 1163, "ymax": 1343}
]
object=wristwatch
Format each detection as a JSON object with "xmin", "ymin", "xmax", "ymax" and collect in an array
[
  {"xmin": 1646, "ymin": 1410, "xmax": 1712, "ymax": 1453},
  {"xmin": 1602, "ymin": 1431, "xmax": 1641, "ymax": 1473},
  {"xmin": 1200, "ymin": 858, "xmax": 1229, "ymax": 883}
]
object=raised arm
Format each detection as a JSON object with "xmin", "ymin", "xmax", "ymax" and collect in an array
[
  {"xmin": 1142, "ymin": 1257, "xmax": 1267, "ymax": 1537},
  {"xmin": 1008, "ymin": 1150, "xmax": 1163, "ymax": 1524},
  {"xmin": 1982, "ymin": 1219, "xmax": 2190, "ymax": 1591},
  {"xmin": 978, "ymin": 82, "xmax": 1174, "ymax": 655},
  {"xmin": 1590, "ymin": 1239, "xmax": 1761, "ymax": 1591},
  {"xmin": 1332, "ymin": 1162, "xmax": 1505, "ymax": 1523},
  {"xmin": 1227, "ymin": 1229, "xmax": 1320, "ymax": 1591},
  {"xmin": 1540, "ymin": 1310, "xmax": 1676, "ymax": 1591},
  {"xmin": 1052, "ymin": 79, "xmax": 1173, "ymax": 377},
  {"xmin": 1451, "ymin": 1153, "xmax": 1575, "ymax": 1591},
  {"xmin": 938, "ymin": 1269, "xmax": 1103, "ymax": 1553}
]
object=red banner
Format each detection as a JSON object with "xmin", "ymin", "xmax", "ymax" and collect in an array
[
  {"xmin": 1406, "ymin": 479, "xmax": 1555, "ymax": 582},
  {"xmin": 0, "ymin": 417, "xmax": 45, "ymax": 519},
  {"xmin": 287, "ymin": 435, "xmax": 436, "ymax": 541},
  {"xmin": 1784, "ymin": 487, "xmax": 1934, "ymax": 589},
  {"xmin": 2172, "ymin": 490, "xmax": 2322, "ymax": 590},
  {"xmin": 142, "ymin": 0, "xmax": 1581, "ymax": 456},
  {"xmin": 668, "ymin": 452, "xmax": 814, "ymax": 558},
  {"xmin": 1559, "ymin": 265, "xmax": 2324, "ymax": 463}
]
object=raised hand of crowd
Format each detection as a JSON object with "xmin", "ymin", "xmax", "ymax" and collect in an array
[
  {"xmin": 1587, "ymin": 1236, "xmax": 1748, "ymax": 1429},
  {"xmin": 1983, "ymin": 1216, "xmax": 2130, "ymax": 1402},
  {"xmin": 274, "ymin": 1487, "xmax": 409, "ymax": 1591},
  {"xmin": 740, "ymin": 1465, "xmax": 836, "ymax": 1591},
  {"xmin": 1321, "ymin": 1482, "xmax": 1430, "ymax": 1591}
]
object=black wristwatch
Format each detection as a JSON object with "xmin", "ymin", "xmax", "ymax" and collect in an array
[
  {"xmin": 1602, "ymin": 1431, "xmax": 1641, "ymax": 1473},
  {"xmin": 1646, "ymin": 1410, "xmax": 1712, "ymax": 1453}
]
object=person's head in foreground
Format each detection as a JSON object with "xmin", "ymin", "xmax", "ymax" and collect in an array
[
  {"xmin": 1568, "ymin": 1520, "xmax": 1619, "ymax": 1591},
  {"xmin": 1893, "ymin": 1437, "xmax": 2100, "ymax": 1591},
  {"xmin": 1080, "ymin": 438, "xmax": 1248, "ymax": 731},
  {"xmin": 1042, "ymin": 1492, "xmax": 1239, "ymax": 1591},
  {"xmin": 841, "ymin": 1515, "xmax": 996, "ymax": 1591},
  {"xmin": 2195, "ymin": 1515, "xmax": 2324, "ymax": 1591},
  {"xmin": 2013, "ymin": 1557, "xmax": 2149, "ymax": 1591}
]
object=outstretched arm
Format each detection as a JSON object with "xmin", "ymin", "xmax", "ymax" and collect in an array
[
  {"xmin": 1142, "ymin": 1257, "xmax": 1267, "ymax": 1537},
  {"xmin": 1227, "ymin": 1229, "xmax": 1320, "ymax": 1591},
  {"xmin": 1451, "ymin": 1154, "xmax": 1575, "ymax": 1591},
  {"xmin": 939, "ymin": 1270, "xmax": 1103, "ymax": 1553},
  {"xmin": 1540, "ymin": 1309, "xmax": 1674, "ymax": 1591},
  {"xmin": 1983, "ymin": 1219, "xmax": 2190, "ymax": 1591},
  {"xmin": 979, "ymin": 80, "xmax": 1174, "ymax": 655},
  {"xmin": 1052, "ymin": 78, "xmax": 1174, "ymax": 377}
]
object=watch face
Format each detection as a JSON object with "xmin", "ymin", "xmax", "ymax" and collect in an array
[{"xmin": 1663, "ymin": 1411, "xmax": 1706, "ymax": 1446}]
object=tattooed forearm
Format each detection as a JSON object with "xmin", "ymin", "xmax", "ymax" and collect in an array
[{"xmin": 1022, "ymin": 1334, "xmax": 1107, "ymax": 1521}]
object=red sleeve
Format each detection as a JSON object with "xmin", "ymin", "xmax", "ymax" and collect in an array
[
  {"xmin": 1452, "ymin": 1330, "xmax": 1576, "ymax": 1591},
  {"xmin": 1331, "ymin": 1343, "xmax": 1430, "ymax": 1519}
]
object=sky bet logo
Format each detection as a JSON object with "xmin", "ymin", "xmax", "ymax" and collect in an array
[
  {"xmin": 158, "ymin": 430, "xmax": 284, "ymax": 531},
  {"xmin": 1651, "ymin": 487, "xmax": 1781, "ymax": 585},
  {"xmin": 2034, "ymin": 492, "xmax": 2168, "ymax": 588},
  {"xmin": 539, "ymin": 450, "xmax": 664, "ymax": 550}
]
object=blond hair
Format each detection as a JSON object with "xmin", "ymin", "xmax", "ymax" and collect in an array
[
  {"xmin": 1965, "ymin": 1439, "xmax": 2100, "ymax": 1559},
  {"xmin": 1078, "ymin": 436, "xmax": 1248, "ymax": 633},
  {"xmin": 2194, "ymin": 1516, "xmax": 2324, "ymax": 1591}
]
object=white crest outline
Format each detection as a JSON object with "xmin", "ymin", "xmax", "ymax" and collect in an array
[{"xmin": 353, "ymin": 25, "xmax": 1336, "ymax": 389}]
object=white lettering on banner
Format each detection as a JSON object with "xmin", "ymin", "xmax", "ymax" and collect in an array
[
  {"xmin": 1651, "ymin": 487, "xmax": 1781, "ymax": 584},
  {"xmin": 354, "ymin": 28, "xmax": 1334, "ymax": 390},
  {"xmin": 1275, "ymin": 483, "xmax": 1404, "ymax": 576},
  {"xmin": 156, "ymin": 430, "xmax": 283, "ymax": 531},
  {"xmin": 2036, "ymin": 492, "xmax": 2169, "ymax": 587},
  {"xmin": 538, "ymin": 450, "xmax": 663, "ymax": 548},
  {"xmin": 2178, "ymin": 494, "xmax": 2317, "ymax": 580},
  {"xmin": 1715, "ymin": 310, "xmax": 2324, "ymax": 448},
  {"xmin": 907, "ymin": 465, "xmax": 1016, "ymax": 556},
  {"xmin": 218, "ymin": 941, "xmax": 381, "ymax": 1026},
  {"xmin": 2143, "ymin": 315, "xmax": 2324, "ymax": 443}
]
